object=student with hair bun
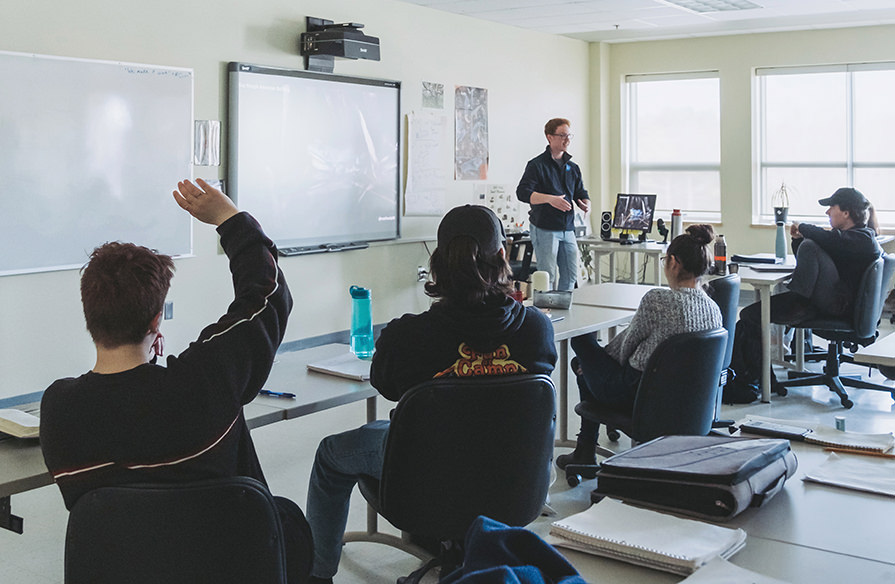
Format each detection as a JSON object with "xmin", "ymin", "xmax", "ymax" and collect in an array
[{"xmin": 557, "ymin": 224, "xmax": 723, "ymax": 469}]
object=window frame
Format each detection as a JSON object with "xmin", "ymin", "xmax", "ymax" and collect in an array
[
  {"xmin": 754, "ymin": 62, "xmax": 895, "ymax": 228},
  {"xmin": 623, "ymin": 71, "xmax": 722, "ymax": 224}
]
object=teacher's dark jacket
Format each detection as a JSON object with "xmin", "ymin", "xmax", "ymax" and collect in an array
[{"xmin": 516, "ymin": 146, "xmax": 589, "ymax": 232}]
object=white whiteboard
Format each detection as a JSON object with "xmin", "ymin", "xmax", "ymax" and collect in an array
[{"xmin": 0, "ymin": 51, "xmax": 193, "ymax": 276}]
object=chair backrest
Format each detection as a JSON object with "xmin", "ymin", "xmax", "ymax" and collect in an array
[
  {"xmin": 65, "ymin": 477, "xmax": 287, "ymax": 584},
  {"xmin": 509, "ymin": 239, "xmax": 536, "ymax": 281},
  {"xmin": 377, "ymin": 373, "xmax": 556, "ymax": 542},
  {"xmin": 705, "ymin": 274, "xmax": 740, "ymax": 370},
  {"xmin": 631, "ymin": 328, "xmax": 728, "ymax": 442},
  {"xmin": 851, "ymin": 254, "xmax": 894, "ymax": 339}
]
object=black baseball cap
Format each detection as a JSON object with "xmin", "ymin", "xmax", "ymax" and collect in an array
[
  {"xmin": 437, "ymin": 205, "xmax": 506, "ymax": 255},
  {"xmin": 818, "ymin": 187, "xmax": 868, "ymax": 210}
]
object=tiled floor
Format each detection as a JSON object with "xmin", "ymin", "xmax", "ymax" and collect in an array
[{"xmin": 3, "ymin": 324, "xmax": 893, "ymax": 583}]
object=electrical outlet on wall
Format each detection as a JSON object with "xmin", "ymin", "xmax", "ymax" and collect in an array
[
  {"xmin": 164, "ymin": 301, "xmax": 174, "ymax": 320},
  {"xmin": 417, "ymin": 266, "xmax": 428, "ymax": 282}
]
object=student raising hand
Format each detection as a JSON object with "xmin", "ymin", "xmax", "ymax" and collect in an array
[{"xmin": 172, "ymin": 178, "xmax": 238, "ymax": 226}]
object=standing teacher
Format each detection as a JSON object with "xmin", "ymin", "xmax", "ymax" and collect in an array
[{"xmin": 516, "ymin": 118, "xmax": 591, "ymax": 291}]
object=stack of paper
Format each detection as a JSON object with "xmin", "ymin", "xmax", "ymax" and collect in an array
[
  {"xmin": 550, "ymin": 499, "xmax": 746, "ymax": 575},
  {"xmin": 738, "ymin": 415, "xmax": 894, "ymax": 453},
  {"xmin": 803, "ymin": 452, "xmax": 895, "ymax": 497},
  {"xmin": 0, "ymin": 408, "xmax": 40, "ymax": 439}
]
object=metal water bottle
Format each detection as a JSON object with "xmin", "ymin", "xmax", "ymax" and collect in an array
[
  {"xmin": 670, "ymin": 209, "xmax": 682, "ymax": 241},
  {"xmin": 714, "ymin": 234, "xmax": 727, "ymax": 276},
  {"xmin": 773, "ymin": 183, "xmax": 790, "ymax": 261},
  {"xmin": 349, "ymin": 285, "xmax": 374, "ymax": 359},
  {"xmin": 775, "ymin": 223, "xmax": 787, "ymax": 260}
]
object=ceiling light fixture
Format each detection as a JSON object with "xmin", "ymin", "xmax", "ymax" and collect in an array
[{"xmin": 660, "ymin": 0, "xmax": 762, "ymax": 13}]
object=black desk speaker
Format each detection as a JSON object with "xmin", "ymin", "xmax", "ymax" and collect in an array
[{"xmin": 600, "ymin": 211, "xmax": 612, "ymax": 241}]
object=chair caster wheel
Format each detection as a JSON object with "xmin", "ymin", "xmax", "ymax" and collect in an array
[
  {"xmin": 566, "ymin": 474, "xmax": 581, "ymax": 487},
  {"xmin": 607, "ymin": 430, "xmax": 620, "ymax": 442},
  {"xmin": 841, "ymin": 398, "xmax": 854, "ymax": 409},
  {"xmin": 774, "ymin": 385, "xmax": 787, "ymax": 397}
]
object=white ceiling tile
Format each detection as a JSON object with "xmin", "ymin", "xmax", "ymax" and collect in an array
[{"xmin": 390, "ymin": 0, "xmax": 895, "ymax": 42}]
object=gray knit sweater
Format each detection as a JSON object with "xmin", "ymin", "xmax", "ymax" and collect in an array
[{"xmin": 605, "ymin": 286, "xmax": 722, "ymax": 371}]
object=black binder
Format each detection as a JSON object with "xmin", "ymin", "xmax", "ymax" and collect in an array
[{"xmin": 591, "ymin": 435, "xmax": 798, "ymax": 521}]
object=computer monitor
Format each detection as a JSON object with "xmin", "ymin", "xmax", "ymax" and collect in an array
[{"xmin": 612, "ymin": 193, "xmax": 657, "ymax": 234}]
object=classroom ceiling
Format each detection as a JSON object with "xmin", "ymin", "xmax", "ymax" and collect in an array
[{"xmin": 394, "ymin": 0, "xmax": 895, "ymax": 43}]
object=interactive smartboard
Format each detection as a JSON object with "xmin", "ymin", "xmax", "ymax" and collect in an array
[
  {"xmin": 228, "ymin": 63, "xmax": 400, "ymax": 252},
  {"xmin": 0, "ymin": 51, "xmax": 193, "ymax": 276}
]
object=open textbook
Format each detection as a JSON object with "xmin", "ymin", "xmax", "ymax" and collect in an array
[
  {"xmin": 738, "ymin": 415, "xmax": 894, "ymax": 453},
  {"xmin": 0, "ymin": 408, "xmax": 40, "ymax": 439},
  {"xmin": 550, "ymin": 498, "xmax": 746, "ymax": 576}
]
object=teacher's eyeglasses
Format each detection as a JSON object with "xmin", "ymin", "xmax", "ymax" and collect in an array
[{"xmin": 551, "ymin": 133, "xmax": 573, "ymax": 140}]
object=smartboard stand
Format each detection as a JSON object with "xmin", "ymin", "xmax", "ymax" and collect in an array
[{"xmin": 278, "ymin": 242, "xmax": 370, "ymax": 257}]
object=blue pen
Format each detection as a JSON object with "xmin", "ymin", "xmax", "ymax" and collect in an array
[{"xmin": 259, "ymin": 389, "xmax": 296, "ymax": 399}]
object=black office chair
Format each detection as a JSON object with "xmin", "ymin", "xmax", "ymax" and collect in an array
[
  {"xmin": 705, "ymin": 274, "xmax": 741, "ymax": 428},
  {"xmin": 508, "ymin": 237, "xmax": 537, "ymax": 283},
  {"xmin": 343, "ymin": 373, "xmax": 556, "ymax": 584},
  {"xmin": 65, "ymin": 477, "xmax": 290, "ymax": 584},
  {"xmin": 777, "ymin": 253, "xmax": 895, "ymax": 408},
  {"xmin": 564, "ymin": 328, "xmax": 728, "ymax": 487}
]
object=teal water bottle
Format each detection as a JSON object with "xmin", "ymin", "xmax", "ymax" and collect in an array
[
  {"xmin": 349, "ymin": 286, "xmax": 374, "ymax": 359},
  {"xmin": 775, "ymin": 222, "xmax": 787, "ymax": 260}
]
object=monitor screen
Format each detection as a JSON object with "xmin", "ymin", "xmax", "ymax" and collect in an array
[
  {"xmin": 227, "ymin": 63, "xmax": 400, "ymax": 250},
  {"xmin": 612, "ymin": 194, "xmax": 657, "ymax": 233}
]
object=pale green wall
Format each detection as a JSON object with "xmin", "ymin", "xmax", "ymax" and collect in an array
[
  {"xmin": 0, "ymin": 0, "xmax": 589, "ymax": 399},
  {"xmin": 593, "ymin": 25, "xmax": 895, "ymax": 256}
]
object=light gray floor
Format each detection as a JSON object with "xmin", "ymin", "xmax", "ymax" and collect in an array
[{"xmin": 3, "ymin": 323, "xmax": 894, "ymax": 583}]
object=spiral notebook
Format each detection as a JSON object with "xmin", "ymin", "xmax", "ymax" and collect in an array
[
  {"xmin": 550, "ymin": 498, "xmax": 746, "ymax": 575},
  {"xmin": 738, "ymin": 415, "xmax": 894, "ymax": 453}
]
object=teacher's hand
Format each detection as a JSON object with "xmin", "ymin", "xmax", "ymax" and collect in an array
[
  {"xmin": 548, "ymin": 194, "xmax": 572, "ymax": 212},
  {"xmin": 576, "ymin": 198, "xmax": 591, "ymax": 213},
  {"xmin": 790, "ymin": 222, "xmax": 802, "ymax": 239},
  {"xmin": 172, "ymin": 178, "xmax": 239, "ymax": 226}
]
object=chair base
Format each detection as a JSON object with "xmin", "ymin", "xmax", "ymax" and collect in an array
[
  {"xmin": 778, "ymin": 339, "xmax": 895, "ymax": 408},
  {"xmin": 562, "ymin": 445, "xmax": 617, "ymax": 487},
  {"xmin": 342, "ymin": 530, "xmax": 432, "ymax": 562}
]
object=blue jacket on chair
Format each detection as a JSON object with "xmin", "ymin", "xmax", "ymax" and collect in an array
[{"xmin": 441, "ymin": 516, "xmax": 587, "ymax": 584}]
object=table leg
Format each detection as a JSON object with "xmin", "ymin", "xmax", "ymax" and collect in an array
[
  {"xmin": 632, "ymin": 252, "xmax": 641, "ymax": 284},
  {"xmin": 365, "ymin": 395, "xmax": 377, "ymax": 423},
  {"xmin": 652, "ymin": 252, "xmax": 661, "ymax": 285},
  {"xmin": 556, "ymin": 339, "xmax": 574, "ymax": 448},
  {"xmin": 609, "ymin": 253, "xmax": 617, "ymax": 283},
  {"xmin": 759, "ymin": 285, "xmax": 772, "ymax": 403}
]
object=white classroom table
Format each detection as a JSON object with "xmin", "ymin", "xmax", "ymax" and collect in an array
[
  {"xmin": 578, "ymin": 237, "xmax": 667, "ymax": 285},
  {"xmin": 573, "ymin": 282, "xmax": 657, "ymax": 311},
  {"xmin": 531, "ymin": 438, "xmax": 895, "ymax": 583},
  {"xmin": 737, "ymin": 261, "xmax": 797, "ymax": 403}
]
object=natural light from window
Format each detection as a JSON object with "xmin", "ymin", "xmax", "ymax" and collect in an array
[
  {"xmin": 757, "ymin": 64, "xmax": 895, "ymax": 228},
  {"xmin": 626, "ymin": 73, "xmax": 721, "ymax": 222}
]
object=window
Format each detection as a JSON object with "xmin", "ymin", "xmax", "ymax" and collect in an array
[
  {"xmin": 756, "ymin": 64, "xmax": 895, "ymax": 227},
  {"xmin": 625, "ymin": 72, "xmax": 721, "ymax": 223}
]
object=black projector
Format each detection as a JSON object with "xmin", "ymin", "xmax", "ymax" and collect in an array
[{"xmin": 301, "ymin": 24, "xmax": 380, "ymax": 61}]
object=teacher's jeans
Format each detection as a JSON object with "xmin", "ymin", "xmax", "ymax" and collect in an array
[
  {"xmin": 531, "ymin": 225, "xmax": 578, "ymax": 291},
  {"xmin": 306, "ymin": 419, "xmax": 390, "ymax": 579}
]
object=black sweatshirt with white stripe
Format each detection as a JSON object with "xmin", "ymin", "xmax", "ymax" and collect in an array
[{"xmin": 41, "ymin": 212, "xmax": 292, "ymax": 510}]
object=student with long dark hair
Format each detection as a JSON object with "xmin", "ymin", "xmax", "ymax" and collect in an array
[
  {"xmin": 305, "ymin": 205, "xmax": 557, "ymax": 584},
  {"xmin": 557, "ymin": 224, "xmax": 723, "ymax": 469}
]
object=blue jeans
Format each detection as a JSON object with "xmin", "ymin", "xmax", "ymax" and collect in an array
[
  {"xmin": 306, "ymin": 419, "xmax": 390, "ymax": 579},
  {"xmin": 570, "ymin": 334, "xmax": 641, "ymax": 442},
  {"xmin": 531, "ymin": 225, "xmax": 578, "ymax": 291}
]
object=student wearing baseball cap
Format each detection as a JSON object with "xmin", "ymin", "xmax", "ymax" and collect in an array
[
  {"xmin": 726, "ymin": 187, "xmax": 882, "ymax": 403},
  {"xmin": 304, "ymin": 205, "xmax": 557, "ymax": 584}
]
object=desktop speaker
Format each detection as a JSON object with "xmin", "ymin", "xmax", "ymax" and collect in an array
[{"xmin": 600, "ymin": 211, "xmax": 612, "ymax": 241}]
